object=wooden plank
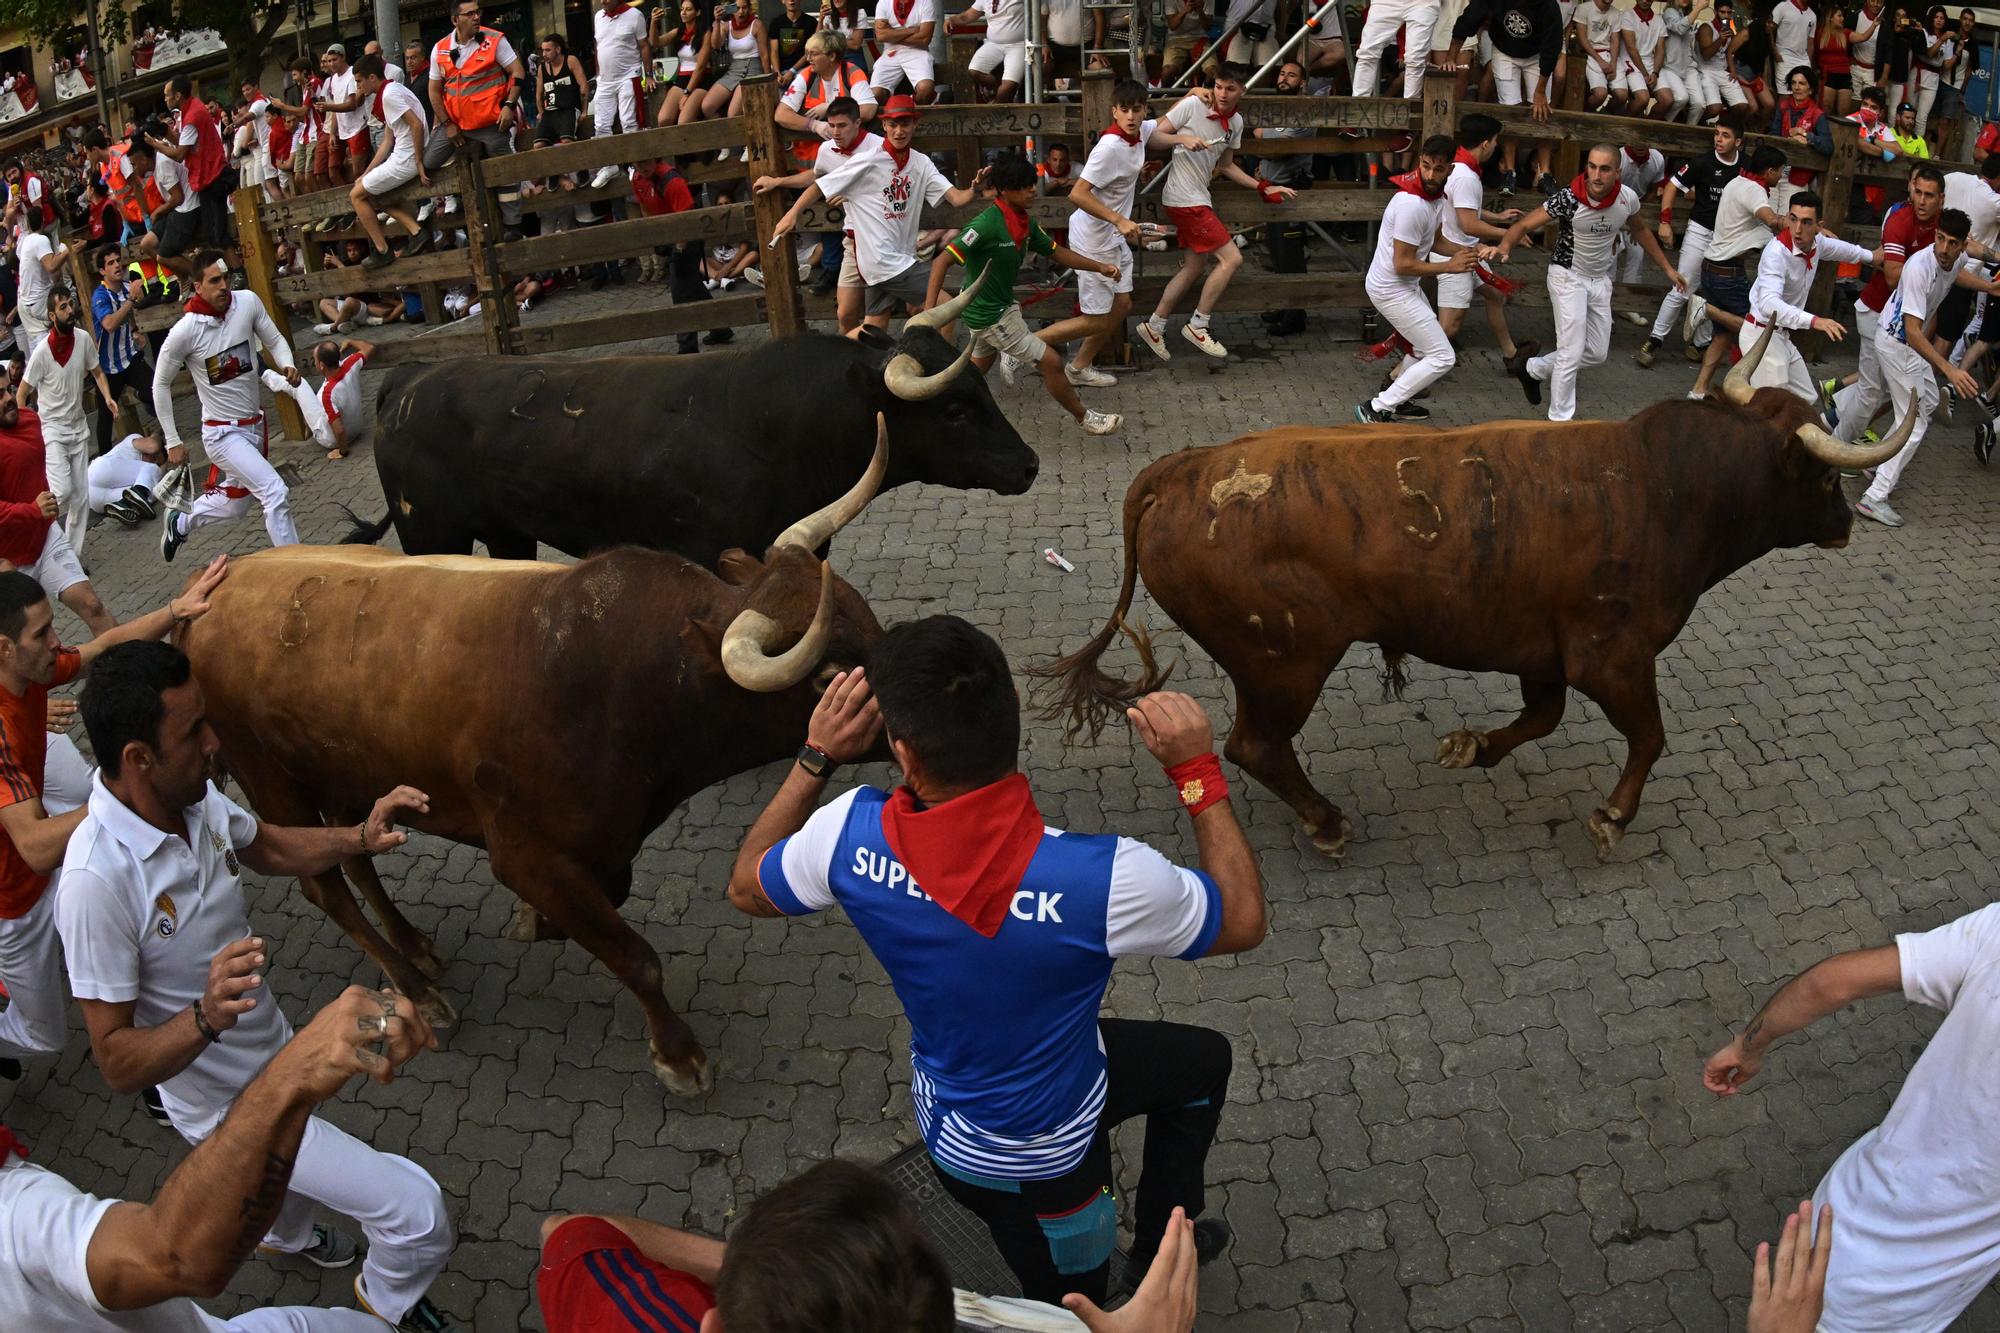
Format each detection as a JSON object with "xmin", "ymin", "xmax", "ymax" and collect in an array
[
  {"xmin": 1420, "ymin": 67, "xmax": 1455, "ymax": 150},
  {"xmin": 234, "ymin": 186, "xmax": 309, "ymax": 443},
  {"xmin": 1470, "ymin": 100, "xmax": 1825, "ymax": 170},
  {"xmin": 884, "ymin": 104, "xmax": 1082, "ymax": 137},
  {"xmin": 344, "ymin": 327, "xmax": 489, "ymax": 368},
  {"xmin": 465, "ymin": 157, "xmax": 519, "ymax": 357},
  {"xmin": 1219, "ymin": 95, "xmax": 1414, "ymax": 133},
  {"xmin": 274, "ymin": 249, "xmax": 477, "ymax": 302},
  {"xmin": 1805, "ymin": 118, "xmax": 1862, "ymax": 361},
  {"xmin": 511, "ymin": 293, "xmax": 768, "ymax": 355},
  {"xmin": 495, "ymin": 205, "xmax": 755, "ymax": 275},
  {"xmin": 503, "ymin": 118, "xmax": 747, "ymax": 181},
  {"xmin": 263, "ymin": 163, "xmax": 469, "ymax": 229},
  {"xmin": 742, "ymin": 74, "xmax": 805, "ymax": 340}
]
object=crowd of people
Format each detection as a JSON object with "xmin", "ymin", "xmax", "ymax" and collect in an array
[{"xmin": 0, "ymin": 1, "xmax": 1995, "ymax": 1330}]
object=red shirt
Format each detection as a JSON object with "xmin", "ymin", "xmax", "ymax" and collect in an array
[
  {"xmin": 1979, "ymin": 121, "xmax": 2000, "ymax": 160},
  {"xmin": 631, "ymin": 165, "xmax": 695, "ymax": 217},
  {"xmin": 0, "ymin": 410, "xmax": 54, "ymax": 569},
  {"xmin": 1858, "ymin": 204, "xmax": 1934, "ymax": 312},
  {"xmin": 180, "ymin": 95, "xmax": 228, "ymax": 193},
  {"xmin": 537, "ymin": 1217, "xmax": 715, "ymax": 1332},
  {"xmin": 0, "ymin": 647, "xmax": 82, "ymax": 919}
]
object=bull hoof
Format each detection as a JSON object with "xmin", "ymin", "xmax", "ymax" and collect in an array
[
  {"xmin": 1306, "ymin": 815, "xmax": 1354, "ymax": 858},
  {"xmin": 653, "ymin": 1050, "xmax": 716, "ymax": 1100},
  {"xmin": 1435, "ymin": 730, "xmax": 1484, "ymax": 769},
  {"xmin": 1586, "ymin": 806, "xmax": 1627, "ymax": 858},
  {"xmin": 417, "ymin": 991, "xmax": 458, "ymax": 1030},
  {"xmin": 505, "ymin": 902, "xmax": 568, "ymax": 943}
]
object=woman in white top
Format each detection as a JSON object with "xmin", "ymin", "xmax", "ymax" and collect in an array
[
  {"xmin": 1909, "ymin": 4, "xmax": 1956, "ymax": 137},
  {"xmin": 654, "ymin": 0, "xmax": 710, "ymax": 125},
  {"xmin": 688, "ymin": 2, "xmax": 772, "ymax": 123}
]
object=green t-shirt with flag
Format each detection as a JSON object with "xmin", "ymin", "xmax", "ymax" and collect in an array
[{"xmin": 945, "ymin": 203, "xmax": 1056, "ymax": 330}]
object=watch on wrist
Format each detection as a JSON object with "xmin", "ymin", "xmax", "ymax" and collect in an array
[{"xmin": 795, "ymin": 743, "xmax": 838, "ymax": 779}]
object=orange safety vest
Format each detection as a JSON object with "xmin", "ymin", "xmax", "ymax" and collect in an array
[
  {"xmin": 790, "ymin": 60, "xmax": 870, "ymax": 166},
  {"xmin": 435, "ymin": 26, "xmax": 512, "ymax": 130},
  {"xmin": 106, "ymin": 144, "xmax": 149, "ymax": 225}
]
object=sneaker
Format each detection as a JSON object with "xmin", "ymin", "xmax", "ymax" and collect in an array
[
  {"xmin": 356, "ymin": 1277, "xmax": 454, "ymax": 1332},
  {"xmin": 1193, "ymin": 1217, "xmax": 1233, "ymax": 1265},
  {"xmin": 261, "ymin": 1223, "xmax": 359, "ymax": 1270},
  {"xmin": 1065, "ymin": 361, "xmax": 1116, "ymax": 387},
  {"xmin": 1941, "ymin": 384, "xmax": 1957, "ymax": 422},
  {"xmin": 1684, "ymin": 341, "xmax": 1706, "ymax": 362},
  {"xmin": 312, "ymin": 321, "xmax": 338, "ymax": 335},
  {"xmin": 591, "ymin": 163, "xmax": 620, "ymax": 188},
  {"xmin": 1134, "ymin": 320, "xmax": 1171, "ymax": 360},
  {"xmin": 1079, "ymin": 408, "xmax": 1122, "ymax": 435},
  {"xmin": 1619, "ymin": 310, "xmax": 1647, "ymax": 326},
  {"xmin": 362, "ymin": 314, "xmax": 386, "ymax": 326},
  {"xmin": 1635, "ymin": 336, "xmax": 1660, "ymax": 368},
  {"xmin": 140, "ymin": 1085, "xmax": 171, "ymax": 1126},
  {"xmin": 1495, "ymin": 169, "xmax": 1516, "ymax": 194},
  {"xmin": 1391, "ymin": 401, "xmax": 1430, "ymax": 420},
  {"xmin": 744, "ymin": 266, "xmax": 765, "ymax": 287},
  {"xmin": 1818, "ymin": 377, "xmax": 1841, "ymax": 417},
  {"xmin": 416, "ymin": 201, "xmax": 434, "ymax": 222},
  {"xmin": 997, "ymin": 354, "xmax": 1019, "ymax": 386},
  {"xmin": 160, "ymin": 511, "xmax": 187, "ymax": 563},
  {"xmin": 1976, "ymin": 421, "xmax": 1994, "ymax": 465},
  {"xmin": 1353, "ymin": 401, "xmax": 1395, "ymax": 423},
  {"xmin": 104, "ymin": 498, "xmax": 145, "ymax": 528},
  {"xmin": 360, "ymin": 248, "xmax": 395, "ymax": 271},
  {"xmin": 1854, "ymin": 498, "xmax": 1903, "ymax": 527},
  {"xmin": 797, "ymin": 259, "xmax": 816, "ymax": 283},
  {"xmin": 1684, "ymin": 294, "xmax": 1712, "ymax": 347},
  {"xmin": 810, "ymin": 270, "xmax": 836, "ymax": 296},
  {"xmin": 1535, "ymin": 172, "xmax": 1557, "ymax": 197},
  {"xmin": 404, "ymin": 228, "xmax": 433, "ymax": 257},
  {"xmin": 702, "ymin": 327, "xmax": 734, "ymax": 346},
  {"xmin": 1181, "ymin": 323, "xmax": 1227, "ymax": 359},
  {"xmin": 1504, "ymin": 344, "xmax": 1541, "ymax": 406}
]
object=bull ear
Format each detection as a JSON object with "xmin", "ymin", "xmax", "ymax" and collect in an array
[
  {"xmin": 854, "ymin": 325, "xmax": 896, "ymax": 352},
  {"xmin": 715, "ymin": 548, "xmax": 762, "ymax": 586}
]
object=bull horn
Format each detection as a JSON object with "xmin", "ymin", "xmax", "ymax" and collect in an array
[
  {"xmin": 1722, "ymin": 322, "xmax": 1775, "ymax": 405},
  {"xmin": 883, "ymin": 341, "xmax": 974, "ymax": 402},
  {"xmin": 774, "ymin": 415, "xmax": 889, "ymax": 553},
  {"xmin": 904, "ymin": 265, "xmax": 990, "ymax": 333},
  {"xmin": 720, "ymin": 560, "xmax": 837, "ymax": 693},
  {"xmin": 1794, "ymin": 389, "xmax": 1917, "ymax": 471}
]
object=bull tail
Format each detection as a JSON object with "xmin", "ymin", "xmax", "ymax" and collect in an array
[
  {"xmin": 1027, "ymin": 489, "xmax": 1172, "ymax": 745},
  {"xmin": 337, "ymin": 505, "xmax": 393, "ymax": 545}
]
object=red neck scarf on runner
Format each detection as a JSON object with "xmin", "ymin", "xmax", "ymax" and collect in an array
[
  {"xmin": 893, "ymin": 0, "xmax": 915, "ymax": 24},
  {"xmin": 46, "ymin": 327, "xmax": 73, "ymax": 366},
  {"xmin": 1778, "ymin": 228, "xmax": 1817, "ymax": 267},
  {"xmin": 877, "ymin": 774, "xmax": 1044, "ymax": 938},
  {"xmin": 1206, "ymin": 103, "xmax": 1235, "ymax": 128},
  {"xmin": 885, "ymin": 141, "xmax": 911, "ymax": 171},
  {"xmin": 1739, "ymin": 167, "xmax": 1772, "ymax": 192},
  {"xmin": 1453, "ymin": 147, "xmax": 1481, "ymax": 171},
  {"xmin": 996, "ymin": 196, "xmax": 1031, "ymax": 246},
  {"xmin": 1104, "ymin": 121, "xmax": 1141, "ymax": 145},
  {"xmin": 1570, "ymin": 174, "xmax": 1619, "ymax": 209},
  {"xmin": 1392, "ymin": 168, "xmax": 1444, "ymax": 200},
  {"xmin": 186, "ymin": 290, "xmax": 231, "ymax": 318},
  {"xmin": 0, "ymin": 1126, "xmax": 25, "ymax": 1164},
  {"xmin": 603, "ymin": 1, "xmax": 630, "ymax": 13}
]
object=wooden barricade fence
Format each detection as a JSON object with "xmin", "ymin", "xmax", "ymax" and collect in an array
[{"xmin": 214, "ymin": 67, "xmax": 1974, "ymax": 442}]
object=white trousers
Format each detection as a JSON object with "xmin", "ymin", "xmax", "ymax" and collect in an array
[
  {"xmin": 593, "ymin": 74, "xmax": 644, "ymax": 135},
  {"xmin": 224, "ymin": 1308, "xmax": 385, "ymax": 1331},
  {"xmin": 1833, "ymin": 311, "xmax": 1885, "ymax": 442},
  {"xmin": 0, "ymin": 735, "xmax": 92, "ymax": 1062},
  {"xmin": 1353, "ymin": 0, "xmax": 1440, "ymax": 99},
  {"xmin": 186, "ymin": 418, "xmax": 300, "ymax": 548},
  {"xmin": 1650, "ymin": 222, "xmax": 1712, "ymax": 341},
  {"xmin": 263, "ymin": 368, "xmax": 334, "ymax": 452},
  {"xmin": 1738, "ymin": 320, "xmax": 1816, "ymax": 403},
  {"xmin": 87, "ymin": 455, "xmax": 163, "ymax": 512},
  {"xmin": 42, "ymin": 422, "xmax": 89, "ymax": 557},
  {"xmin": 1488, "ymin": 51, "xmax": 1542, "ymax": 106},
  {"xmin": 1367, "ymin": 278, "xmax": 1455, "ymax": 409},
  {"xmin": 1614, "ymin": 232, "xmax": 1646, "ymax": 284},
  {"xmin": 178, "ymin": 1113, "xmax": 453, "ymax": 1325},
  {"xmin": 1912, "ymin": 67, "xmax": 1939, "ymax": 137},
  {"xmin": 1864, "ymin": 336, "xmax": 1937, "ymax": 503},
  {"xmin": 1526, "ymin": 264, "xmax": 1612, "ymax": 422},
  {"xmin": 17, "ymin": 302, "xmax": 46, "ymax": 352}
]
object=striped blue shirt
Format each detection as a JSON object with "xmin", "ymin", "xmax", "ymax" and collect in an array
[
  {"xmin": 759, "ymin": 785, "xmax": 1221, "ymax": 1181},
  {"xmin": 91, "ymin": 283, "xmax": 138, "ymax": 375}
]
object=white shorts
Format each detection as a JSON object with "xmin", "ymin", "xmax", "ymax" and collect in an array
[
  {"xmin": 1702, "ymin": 67, "xmax": 1747, "ymax": 105},
  {"xmin": 360, "ymin": 153, "xmax": 419, "ymax": 197},
  {"xmin": 20, "ymin": 523, "xmax": 86, "ymax": 600},
  {"xmin": 1656, "ymin": 68, "xmax": 1689, "ymax": 101},
  {"xmin": 1619, "ymin": 63, "xmax": 1655, "ymax": 97},
  {"xmin": 1489, "ymin": 51, "xmax": 1542, "ymax": 106},
  {"xmin": 872, "ymin": 46, "xmax": 936, "ymax": 90},
  {"xmin": 1584, "ymin": 58, "xmax": 1616, "ymax": 93},
  {"xmin": 969, "ymin": 38, "xmax": 1026, "ymax": 85},
  {"xmin": 970, "ymin": 305, "xmax": 1048, "ymax": 364},
  {"xmin": 1436, "ymin": 264, "xmax": 1475, "ymax": 310},
  {"xmin": 1073, "ymin": 240, "xmax": 1132, "ymax": 315},
  {"xmin": 1478, "ymin": 32, "xmax": 1496, "ymax": 65}
]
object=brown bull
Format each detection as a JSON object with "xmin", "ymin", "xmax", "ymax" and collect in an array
[
  {"xmin": 179, "ymin": 425, "xmax": 897, "ymax": 1097},
  {"xmin": 1037, "ymin": 331, "xmax": 1913, "ymax": 856}
]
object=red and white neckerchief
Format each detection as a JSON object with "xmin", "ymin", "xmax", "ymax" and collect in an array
[
  {"xmin": 46, "ymin": 327, "xmax": 74, "ymax": 366},
  {"xmin": 885, "ymin": 142, "xmax": 911, "ymax": 171},
  {"xmin": 1775, "ymin": 227, "xmax": 1817, "ymax": 269},
  {"xmin": 893, "ymin": 0, "xmax": 916, "ymax": 24},
  {"xmin": 1453, "ymin": 147, "xmax": 1481, "ymax": 171},
  {"xmin": 1569, "ymin": 175, "xmax": 1620, "ymax": 209},
  {"xmin": 1103, "ymin": 121, "xmax": 1141, "ymax": 145}
]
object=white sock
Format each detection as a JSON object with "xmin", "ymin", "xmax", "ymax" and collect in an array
[
  {"xmin": 1190, "ymin": 311, "xmax": 1210, "ymax": 330},
  {"xmin": 1145, "ymin": 314, "xmax": 1165, "ymax": 332}
]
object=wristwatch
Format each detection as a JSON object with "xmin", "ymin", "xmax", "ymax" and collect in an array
[{"xmin": 795, "ymin": 743, "xmax": 838, "ymax": 779}]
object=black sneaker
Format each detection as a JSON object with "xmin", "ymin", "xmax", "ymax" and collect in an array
[
  {"xmin": 1536, "ymin": 172, "xmax": 1558, "ymax": 197},
  {"xmin": 1504, "ymin": 343, "xmax": 1542, "ymax": 406},
  {"xmin": 1260, "ymin": 310, "xmax": 1285, "ymax": 324},
  {"xmin": 104, "ymin": 499, "xmax": 145, "ymax": 528},
  {"xmin": 1495, "ymin": 169, "xmax": 1516, "ymax": 194},
  {"xmin": 1635, "ymin": 336, "xmax": 1660, "ymax": 368},
  {"xmin": 675, "ymin": 335, "xmax": 700, "ymax": 355},
  {"xmin": 121, "ymin": 484, "xmax": 157, "ymax": 519},
  {"xmin": 356, "ymin": 1277, "xmax": 454, "ymax": 1332},
  {"xmin": 404, "ymin": 228, "xmax": 433, "ymax": 257},
  {"xmin": 160, "ymin": 511, "xmax": 187, "ymax": 563},
  {"xmin": 1976, "ymin": 421, "xmax": 1994, "ymax": 465},
  {"xmin": 360, "ymin": 247, "xmax": 395, "ymax": 271},
  {"xmin": 1353, "ymin": 402, "xmax": 1395, "ymax": 424},
  {"xmin": 1193, "ymin": 1217, "xmax": 1233, "ymax": 1265},
  {"xmin": 141, "ymin": 1085, "xmax": 171, "ymax": 1126},
  {"xmin": 702, "ymin": 327, "xmax": 735, "ymax": 346},
  {"xmin": 589, "ymin": 271, "xmax": 608, "ymax": 292},
  {"xmin": 1391, "ymin": 401, "xmax": 1430, "ymax": 420},
  {"xmin": 810, "ymin": 269, "xmax": 836, "ymax": 296}
]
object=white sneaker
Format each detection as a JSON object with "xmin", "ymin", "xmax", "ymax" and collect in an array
[
  {"xmin": 1135, "ymin": 321, "xmax": 1171, "ymax": 360},
  {"xmin": 998, "ymin": 354, "xmax": 1019, "ymax": 386},
  {"xmin": 591, "ymin": 164, "xmax": 620, "ymax": 188},
  {"xmin": 442, "ymin": 195, "xmax": 461, "ymax": 215},
  {"xmin": 704, "ymin": 278, "xmax": 718, "ymax": 290},
  {"xmin": 1854, "ymin": 497, "xmax": 1903, "ymax": 527},
  {"xmin": 311, "ymin": 321, "xmax": 337, "ymax": 335},
  {"xmin": 1619, "ymin": 310, "xmax": 1647, "ymax": 326},
  {"xmin": 416, "ymin": 201, "xmax": 434, "ymax": 222},
  {"xmin": 1065, "ymin": 362, "xmax": 1116, "ymax": 387},
  {"xmin": 1182, "ymin": 323, "xmax": 1228, "ymax": 359},
  {"xmin": 1080, "ymin": 408, "xmax": 1122, "ymax": 435},
  {"xmin": 797, "ymin": 260, "xmax": 814, "ymax": 282},
  {"xmin": 744, "ymin": 267, "xmax": 765, "ymax": 287},
  {"xmin": 1684, "ymin": 294, "xmax": 1712, "ymax": 347}
]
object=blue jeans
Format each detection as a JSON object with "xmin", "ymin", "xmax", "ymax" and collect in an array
[{"xmin": 1701, "ymin": 263, "xmax": 1752, "ymax": 317}]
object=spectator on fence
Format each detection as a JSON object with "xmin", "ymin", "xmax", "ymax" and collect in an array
[
  {"xmin": 872, "ymin": 0, "xmax": 937, "ymax": 104},
  {"xmin": 315, "ymin": 44, "xmax": 369, "ymax": 189},
  {"xmin": 9, "ymin": 201, "xmax": 72, "ymax": 350},
  {"xmin": 653, "ymin": 0, "xmax": 711, "ymax": 126},
  {"xmin": 1705, "ymin": 902, "xmax": 2000, "ymax": 1332},
  {"xmin": 405, "ymin": 37, "xmax": 429, "ymax": 86},
  {"xmin": 125, "ymin": 131, "xmax": 198, "ymax": 278},
  {"xmin": 1817, "ymin": 7, "xmax": 1856, "ymax": 114},
  {"xmin": 535, "ymin": 35, "xmax": 591, "ymax": 147},
  {"xmin": 352, "ymin": 52, "xmax": 432, "ymax": 272},
  {"xmin": 695, "ymin": 2, "xmax": 774, "ymax": 133},
  {"xmin": 426, "ymin": 0, "xmax": 529, "ymax": 233},
  {"xmin": 949, "ymin": 0, "xmax": 1026, "ymax": 103},
  {"xmin": 773, "ymin": 32, "xmax": 877, "ymax": 298},
  {"xmin": 89, "ymin": 246, "xmax": 145, "ymax": 453},
  {"xmin": 159, "ymin": 75, "xmax": 231, "ymax": 246},
  {"xmin": 1440, "ymin": 0, "xmax": 1563, "ymax": 194},
  {"xmin": 770, "ymin": 0, "xmax": 819, "ymax": 74},
  {"xmin": 593, "ymin": 0, "xmax": 654, "ymax": 149}
]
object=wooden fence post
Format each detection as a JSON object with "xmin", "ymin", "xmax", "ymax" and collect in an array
[
  {"xmin": 1554, "ymin": 49, "xmax": 1587, "ymax": 188},
  {"xmin": 464, "ymin": 158, "xmax": 520, "ymax": 357},
  {"xmin": 1422, "ymin": 65, "xmax": 1456, "ymax": 149},
  {"xmin": 743, "ymin": 74, "xmax": 806, "ymax": 339},
  {"xmin": 234, "ymin": 186, "xmax": 310, "ymax": 442},
  {"xmin": 1803, "ymin": 117, "xmax": 1861, "ymax": 363}
]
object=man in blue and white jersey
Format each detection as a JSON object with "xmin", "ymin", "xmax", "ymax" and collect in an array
[{"xmin": 727, "ymin": 614, "xmax": 1267, "ymax": 1307}]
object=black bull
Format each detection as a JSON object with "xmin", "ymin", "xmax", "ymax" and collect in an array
[
  {"xmin": 342, "ymin": 322, "xmax": 1036, "ymax": 566},
  {"xmin": 1037, "ymin": 341, "xmax": 1914, "ymax": 857}
]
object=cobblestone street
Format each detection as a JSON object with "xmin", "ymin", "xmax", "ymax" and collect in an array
[{"xmin": 6, "ymin": 282, "xmax": 1998, "ymax": 1331}]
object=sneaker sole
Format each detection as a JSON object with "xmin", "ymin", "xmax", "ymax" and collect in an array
[{"xmin": 259, "ymin": 1242, "xmax": 358, "ymax": 1270}]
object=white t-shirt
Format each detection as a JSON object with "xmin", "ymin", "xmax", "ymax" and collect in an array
[
  {"xmin": 23, "ymin": 330, "xmax": 98, "ymax": 432},
  {"xmin": 1067, "ymin": 121, "xmax": 1158, "ymax": 254},
  {"xmin": 1620, "ymin": 148, "xmax": 1666, "ymax": 199},
  {"xmin": 1620, "ymin": 8, "xmax": 1666, "ymax": 69},
  {"xmin": 245, "ymin": 98, "xmax": 270, "ymax": 150},
  {"xmin": 1576, "ymin": 1, "xmax": 1620, "ymax": 58},
  {"xmin": 15, "ymin": 230, "xmax": 54, "ymax": 312},
  {"xmin": 1709, "ymin": 174, "xmax": 1775, "ymax": 263},
  {"xmin": 1813, "ymin": 905, "xmax": 2000, "ymax": 1333},
  {"xmin": 325, "ymin": 67, "xmax": 364, "ymax": 139},
  {"xmin": 878, "ymin": 0, "xmax": 936, "ymax": 48},
  {"xmin": 1160, "ymin": 94, "xmax": 1241, "ymax": 210},
  {"xmin": 969, "ymin": 0, "xmax": 1026, "ymax": 44},
  {"xmin": 1439, "ymin": 159, "xmax": 1484, "ymax": 247},
  {"xmin": 154, "ymin": 150, "xmax": 199, "ymax": 215},
  {"xmin": 1944, "ymin": 172, "xmax": 2000, "ymax": 251},
  {"xmin": 817, "ymin": 143, "xmax": 951, "ymax": 283},
  {"xmin": 594, "ymin": 5, "xmax": 650, "ymax": 79},
  {"xmin": 1545, "ymin": 182, "xmax": 1641, "ymax": 277},
  {"xmin": 1045, "ymin": 0, "xmax": 1083, "ymax": 48},
  {"xmin": 57, "ymin": 776, "xmax": 293, "ymax": 1134},
  {"xmin": 319, "ymin": 349, "xmax": 368, "ymax": 428},
  {"xmin": 1369, "ymin": 190, "xmax": 1447, "ymax": 291},
  {"xmin": 1850, "ymin": 5, "xmax": 1886, "ymax": 67},
  {"xmin": 1770, "ymin": 0, "xmax": 1817, "ymax": 73},
  {"xmin": 1880, "ymin": 242, "xmax": 1963, "ymax": 343},
  {"xmin": 0, "ymin": 1158, "xmax": 229, "ymax": 1331},
  {"xmin": 378, "ymin": 79, "xmax": 428, "ymax": 162}
]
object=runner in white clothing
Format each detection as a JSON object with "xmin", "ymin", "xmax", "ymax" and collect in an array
[
  {"xmin": 1739, "ymin": 191, "xmax": 1877, "ymax": 403},
  {"xmin": 0, "ymin": 985, "xmax": 429, "ymax": 1333},
  {"xmin": 1614, "ymin": 146, "xmax": 1667, "ymax": 282},
  {"xmin": 1431, "ymin": 114, "xmax": 1527, "ymax": 362},
  {"xmin": 1356, "ymin": 135, "xmax": 1497, "ymax": 424},
  {"xmin": 592, "ymin": 0, "xmax": 652, "ymax": 135},
  {"xmin": 10, "ymin": 206, "xmax": 72, "ymax": 351},
  {"xmin": 89, "ymin": 432, "xmax": 166, "ymax": 525},
  {"xmin": 1704, "ymin": 901, "xmax": 2000, "ymax": 1333},
  {"xmin": 149, "ymin": 255, "xmax": 302, "ymax": 561},
  {"xmin": 20, "ymin": 290, "xmax": 119, "ymax": 558},
  {"xmin": 1498, "ymin": 144, "xmax": 1685, "ymax": 422},
  {"xmin": 58, "ymin": 640, "xmax": 454, "ymax": 1331}
]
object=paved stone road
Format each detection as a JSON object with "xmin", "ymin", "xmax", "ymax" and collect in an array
[{"xmin": 6, "ymin": 269, "xmax": 1998, "ymax": 1332}]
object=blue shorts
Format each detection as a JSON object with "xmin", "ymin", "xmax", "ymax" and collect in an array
[{"xmin": 1701, "ymin": 264, "xmax": 1752, "ymax": 317}]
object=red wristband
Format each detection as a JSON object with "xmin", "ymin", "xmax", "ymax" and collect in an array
[
  {"xmin": 1660, "ymin": 209, "xmax": 1674, "ymax": 224},
  {"xmin": 1259, "ymin": 183, "xmax": 1282, "ymax": 203},
  {"xmin": 1165, "ymin": 753, "xmax": 1229, "ymax": 817}
]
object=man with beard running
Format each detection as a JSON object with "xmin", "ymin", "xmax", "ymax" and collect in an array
[
  {"xmin": 19, "ymin": 288, "xmax": 120, "ymax": 559},
  {"xmin": 1498, "ymin": 143, "xmax": 1685, "ymax": 421}
]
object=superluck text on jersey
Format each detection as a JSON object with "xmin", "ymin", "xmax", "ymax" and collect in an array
[{"xmin": 851, "ymin": 846, "xmax": 1066, "ymax": 923}]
